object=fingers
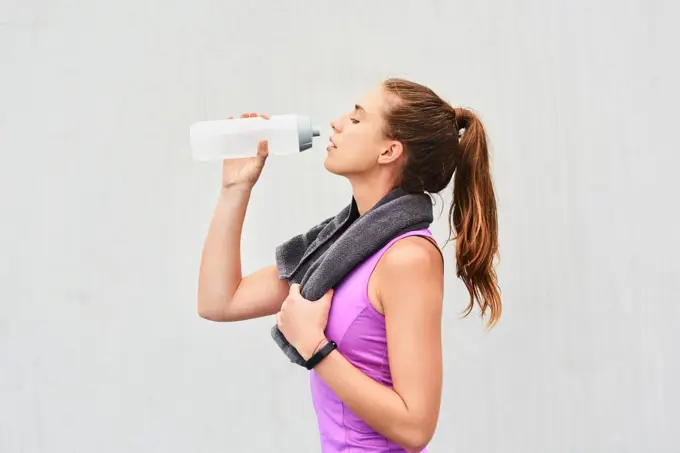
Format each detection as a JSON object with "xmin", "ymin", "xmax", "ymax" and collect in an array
[
  {"xmin": 287, "ymin": 284, "xmax": 333, "ymax": 302},
  {"xmin": 231, "ymin": 113, "xmax": 268, "ymax": 119}
]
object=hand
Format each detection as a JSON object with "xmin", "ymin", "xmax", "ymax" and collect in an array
[
  {"xmin": 276, "ymin": 284, "xmax": 334, "ymax": 360},
  {"xmin": 221, "ymin": 113, "xmax": 270, "ymax": 189}
]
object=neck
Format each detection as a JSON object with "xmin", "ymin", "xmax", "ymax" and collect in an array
[{"xmin": 349, "ymin": 176, "xmax": 397, "ymax": 215}]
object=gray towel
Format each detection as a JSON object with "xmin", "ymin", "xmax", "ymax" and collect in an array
[{"xmin": 271, "ymin": 187, "xmax": 435, "ymax": 366}]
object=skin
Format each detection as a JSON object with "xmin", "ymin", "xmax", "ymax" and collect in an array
[{"xmin": 197, "ymin": 86, "xmax": 444, "ymax": 452}]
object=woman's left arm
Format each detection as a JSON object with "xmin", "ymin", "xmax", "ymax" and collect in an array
[{"xmin": 285, "ymin": 237, "xmax": 444, "ymax": 452}]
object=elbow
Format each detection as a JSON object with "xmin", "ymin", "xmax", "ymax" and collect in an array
[
  {"xmin": 196, "ymin": 290, "xmax": 211, "ymax": 320},
  {"xmin": 197, "ymin": 304, "xmax": 231, "ymax": 322},
  {"xmin": 196, "ymin": 292, "xmax": 229, "ymax": 322},
  {"xmin": 399, "ymin": 420, "xmax": 435, "ymax": 453},
  {"xmin": 403, "ymin": 436, "xmax": 431, "ymax": 453},
  {"xmin": 197, "ymin": 304, "xmax": 218, "ymax": 321},
  {"xmin": 196, "ymin": 301, "xmax": 217, "ymax": 321}
]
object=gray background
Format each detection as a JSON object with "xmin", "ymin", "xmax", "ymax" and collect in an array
[{"xmin": 1, "ymin": 1, "xmax": 678, "ymax": 452}]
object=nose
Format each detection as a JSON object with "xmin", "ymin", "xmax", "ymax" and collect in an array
[{"xmin": 330, "ymin": 118, "xmax": 341, "ymax": 132}]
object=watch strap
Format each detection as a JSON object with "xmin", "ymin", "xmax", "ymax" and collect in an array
[{"xmin": 304, "ymin": 340, "xmax": 337, "ymax": 370}]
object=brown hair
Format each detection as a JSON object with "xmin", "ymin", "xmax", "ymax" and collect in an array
[{"xmin": 382, "ymin": 78, "xmax": 501, "ymax": 328}]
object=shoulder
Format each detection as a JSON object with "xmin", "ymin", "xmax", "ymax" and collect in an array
[
  {"xmin": 374, "ymin": 235, "xmax": 444, "ymax": 310},
  {"xmin": 380, "ymin": 235, "xmax": 443, "ymax": 275}
]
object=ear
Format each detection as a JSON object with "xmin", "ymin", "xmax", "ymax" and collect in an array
[{"xmin": 377, "ymin": 140, "xmax": 404, "ymax": 165}]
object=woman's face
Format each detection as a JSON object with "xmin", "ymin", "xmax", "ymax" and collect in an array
[{"xmin": 324, "ymin": 84, "xmax": 403, "ymax": 177}]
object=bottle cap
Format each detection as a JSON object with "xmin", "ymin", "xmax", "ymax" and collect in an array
[{"xmin": 297, "ymin": 115, "xmax": 321, "ymax": 152}]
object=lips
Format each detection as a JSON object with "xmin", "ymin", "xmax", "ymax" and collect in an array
[{"xmin": 329, "ymin": 137, "xmax": 337, "ymax": 148}]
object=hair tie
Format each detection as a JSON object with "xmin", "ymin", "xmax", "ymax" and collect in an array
[{"xmin": 452, "ymin": 107, "xmax": 467, "ymax": 139}]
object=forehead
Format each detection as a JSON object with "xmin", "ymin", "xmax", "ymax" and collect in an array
[{"xmin": 356, "ymin": 84, "xmax": 394, "ymax": 117}]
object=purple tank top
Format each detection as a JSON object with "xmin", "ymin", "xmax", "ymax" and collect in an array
[{"xmin": 309, "ymin": 229, "xmax": 433, "ymax": 453}]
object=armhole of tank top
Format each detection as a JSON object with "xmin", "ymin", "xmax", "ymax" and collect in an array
[
  {"xmin": 366, "ymin": 232, "xmax": 442, "ymax": 316},
  {"xmin": 419, "ymin": 234, "xmax": 444, "ymax": 262}
]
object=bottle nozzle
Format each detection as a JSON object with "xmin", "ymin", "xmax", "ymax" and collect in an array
[{"xmin": 294, "ymin": 115, "xmax": 322, "ymax": 152}]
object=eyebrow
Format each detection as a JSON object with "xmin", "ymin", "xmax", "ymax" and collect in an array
[{"xmin": 354, "ymin": 104, "xmax": 366, "ymax": 114}]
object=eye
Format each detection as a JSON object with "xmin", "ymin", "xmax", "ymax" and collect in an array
[{"xmin": 350, "ymin": 117, "xmax": 360, "ymax": 124}]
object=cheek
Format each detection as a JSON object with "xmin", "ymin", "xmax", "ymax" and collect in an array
[
  {"xmin": 368, "ymin": 127, "xmax": 387, "ymax": 148},
  {"xmin": 357, "ymin": 124, "xmax": 386, "ymax": 149},
  {"xmin": 348, "ymin": 128, "xmax": 380, "ymax": 152}
]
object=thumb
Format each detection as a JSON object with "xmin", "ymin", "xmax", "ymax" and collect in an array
[
  {"xmin": 256, "ymin": 139, "xmax": 269, "ymax": 156},
  {"xmin": 319, "ymin": 288, "xmax": 334, "ymax": 307},
  {"xmin": 289, "ymin": 283, "xmax": 301, "ymax": 297}
]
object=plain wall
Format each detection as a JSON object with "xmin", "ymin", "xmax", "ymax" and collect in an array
[{"xmin": 1, "ymin": 1, "xmax": 678, "ymax": 452}]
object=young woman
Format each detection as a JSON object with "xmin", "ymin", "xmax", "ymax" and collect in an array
[{"xmin": 197, "ymin": 78, "xmax": 501, "ymax": 452}]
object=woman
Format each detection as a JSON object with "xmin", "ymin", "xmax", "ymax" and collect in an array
[{"xmin": 197, "ymin": 78, "xmax": 501, "ymax": 452}]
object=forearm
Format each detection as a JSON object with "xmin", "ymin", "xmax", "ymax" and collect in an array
[
  {"xmin": 312, "ymin": 349, "xmax": 429, "ymax": 452},
  {"xmin": 197, "ymin": 186, "xmax": 251, "ymax": 319}
]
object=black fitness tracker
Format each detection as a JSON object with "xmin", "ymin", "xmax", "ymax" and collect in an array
[{"xmin": 305, "ymin": 340, "xmax": 337, "ymax": 370}]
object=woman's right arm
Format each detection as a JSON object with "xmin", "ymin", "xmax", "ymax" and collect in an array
[
  {"xmin": 197, "ymin": 186, "xmax": 289, "ymax": 322},
  {"xmin": 196, "ymin": 113, "xmax": 289, "ymax": 322}
]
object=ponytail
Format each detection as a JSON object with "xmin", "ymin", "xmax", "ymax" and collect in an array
[
  {"xmin": 449, "ymin": 108, "xmax": 501, "ymax": 328},
  {"xmin": 380, "ymin": 77, "xmax": 501, "ymax": 327}
]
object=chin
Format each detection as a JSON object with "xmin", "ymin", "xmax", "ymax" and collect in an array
[{"xmin": 323, "ymin": 154, "xmax": 342, "ymax": 175}]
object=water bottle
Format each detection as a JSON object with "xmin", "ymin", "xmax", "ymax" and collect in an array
[{"xmin": 190, "ymin": 114, "xmax": 322, "ymax": 161}]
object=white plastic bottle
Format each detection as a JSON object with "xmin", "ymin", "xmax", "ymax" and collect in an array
[{"xmin": 190, "ymin": 114, "xmax": 321, "ymax": 161}]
